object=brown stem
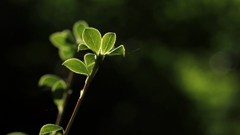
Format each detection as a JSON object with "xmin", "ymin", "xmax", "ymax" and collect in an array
[{"xmin": 63, "ymin": 55, "xmax": 104, "ymax": 135}]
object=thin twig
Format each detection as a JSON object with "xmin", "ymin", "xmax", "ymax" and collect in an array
[
  {"xmin": 63, "ymin": 55, "xmax": 104, "ymax": 135},
  {"xmin": 55, "ymin": 71, "xmax": 74, "ymax": 125}
]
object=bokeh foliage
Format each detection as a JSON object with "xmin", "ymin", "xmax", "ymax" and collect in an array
[{"xmin": 3, "ymin": 0, "xmax": 240, "ymax": 135}]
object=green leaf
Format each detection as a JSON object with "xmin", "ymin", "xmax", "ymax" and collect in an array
[
  {"xmin": 78, "ymin": 43, "xmax": 89, "ymax": 51},
  {"xmin": 39, "ymin": 124, "xmax": 63, "ymax": 135},
  {"xmin": 101, "ymin": 32, "xmax": 116, "ymax": 55},
  {"xmin": 107, "ymin": 45, "xmax": 125, "ymax": 56},
  {"xmin": 49, "ymin": 30, "xmax": 74, "ymax": 50},
  {"xmin": 38, "ymin": 74, "xmax": 62, "ymax": 87},
  {"xmin": 7, "ymin": 132, "xmax": 28, "ymax": 135},
  {"xmin": 84, "ymin": 53, "xmax": 96, "ymax": 72},
  {"xmin": 59, "ymin": 49, "xmax": 75, "ymax": 61},
  {"xmin": 54, "ymin": 98, "xmax": 63, "ymax": 114},
  {"xmin": 52, "ymin": 80, "xmax": 66, "ymax": 114},
  {"xmin": 84, "ymin": 53, "xmax": 96, "ymax": 66},
  {"xmin": 62, "ymin": 58, "xmax": 89, "ymax": 75},
  {"xmin": 83, "ymin": 27, "xmax": 102, "ymax": 54},
  {"xmin": 73, "ymin": 20, "xmax": 88, "ymax": 44},
  {"xmin": 52, "ymin": 80, "xmax": 67, "ymax": 91}
]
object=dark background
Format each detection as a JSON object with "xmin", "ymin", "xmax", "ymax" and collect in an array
[{"xmin": 2, "ymin": 0, "xmax": 240, "ymax": 135}]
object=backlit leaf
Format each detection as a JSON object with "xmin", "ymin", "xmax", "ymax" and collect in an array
[
  {"xmin": 83, "ymin": 27, "xmax": 101, "ymax": 54},
  {"xmin": 78, "ymin": 43, "xmax": 89, "ymax": 51},
  {"xmin": 62, "ymin": 58, "xmax": 88, "ymax": 75},
  {"xmin": 50, "ymin": 30, "xmax": 74, "ymax": 50},
  {"xmin": 107, "ymin": 45, "xmax": 125, "ymax": 56},
  {"xmin": 39, "ymin": 124, "xmax": 63, "ymax": 135},
  {"xmin": 101, "ymin": 32, "xmax": 116, "ymax": 55},
  {"xmin": 38, "ymin": 74, "xmax": 62, "ymax": 87},
  {"xmin": 59, "ymin": 49, "xmax": 75, "ymax": 61},
  {"xmin": 84, "ymin": 53, "xmax": 96, "ymax": 73},
  {"xmin": 52, "ymin": 80, "xmax": 67, "ymax": 91},
  {"xmin": 84, "ymin": 53, "xmax": 96, "ymax": 66},
  {"xmin": 73, "ymin": 20, "xmax": 88, "ymax": 44}
]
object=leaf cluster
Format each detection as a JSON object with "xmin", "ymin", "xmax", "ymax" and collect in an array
[{"xmin": 7, "ymin": 20, "xmax": 125, "ymax": 135}]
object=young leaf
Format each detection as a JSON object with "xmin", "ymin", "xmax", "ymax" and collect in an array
[
  {"xmin": 59, "ymin": 49, "xmax": 75, "ymax": 61},
  {"xmin": 78, "ymin": 43, "xmax": 89, "ymax": 51},
  {"xmin": 84, "ymin": 53, "xmax": 96, "ymax": 66},
  {"xmin": 38, "ymin": 74, "xmax": 62, "ymax": 87},
  {"xmin": 62, "ymin": 58, "xmax": 89, "ymax": 75},
  {"xmin": 39, "ymin": 124, "xmax": 63, "ymax": 135},
  {"xmin": 50, "ymin": 31, "xmax": 74, "ymax": 50},
  {"xmin": 73, "ymin": 20, "xmax": 88, "ymax": 44},
  {"xmin": 84, "ymin": 53, "xmax": 96, "ymax": 73},
  {"xmin": 101, "ymin": 32, "xmax": 116, "ymax": 55},
  {"xmin": 83, "ymin": 27, "xmax": 102, "ymax": 54},
  {"xmin": 107, "ymin": 45, "xmax": 125, "ymax": 56},
  {"xmin": 54, "ymin": 98, "xmax": 63, "ymax": 114},
  {"xmin": 7, "ymin": 132, "xmax": 28, "ymax": 135},
  {"xmin": 52, "ymin": 80, "xmax": 67, "ymax": 91}
]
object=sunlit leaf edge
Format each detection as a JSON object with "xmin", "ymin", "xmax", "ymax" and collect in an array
[
  {"xmin": 106, "ymin": 45, "xmax": 125, "ymax": 57},
  {"xmin": 38, "ymin": 74, "xmax": 62, "ymax": 87},
  {"xmin": 101, "ymin": 32, "xmax": 116, "ymax": 55},
  {"xmin": 62, "ymin": 58, "xmax": 89, "ymax": 76},
  {"xmin": 73, "ymin": 20, "xmax": 89, "ymax": 44},
  {"xmin": 83, "ymin": 27, "xmax": 102, "ymax": 54},
  {"xmin": 39, "ymin": 124, "xmax": 63, "ymax": 135}
]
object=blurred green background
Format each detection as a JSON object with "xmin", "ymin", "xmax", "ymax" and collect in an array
[{"xmin": 2, "ymin": 0, "xmax": 240, "ymax": 135}]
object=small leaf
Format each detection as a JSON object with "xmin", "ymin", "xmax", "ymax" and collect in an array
[
  {"xmin": 83, "ymin": 27, "xmax": 102, "ymax": 54},
  {"xmin": 7, "ymin": 132, "xmax": 28, "ymax": 135},
  {"xmin": 62, "ymin": 58, "xmax": 89, "ymax": 75},
  {"xmin": 84, "ymin": 53, "xmax": 96, "ymax": 66},
  {"xmin": 101, "ymin": 32, "xmax": 116, "ymax": 55},
  {"xmin": 52, "ymin": 80, "xmax": 66, "ymax": 114},
  {"xmin": 38, "ymin": 74, "xmax": 62, "ymax": 87},
  {"xmin": 59, "ymin": 49, "xmax": 75, "ymax": 61},
  {"xmin": 78, "ymin": 43, "xmax": 89, "ymax": 51},
  {"xmin": 52, "ymin": 80, "xmax": 67, "ymax": 91},
  {"xmin": 107, "ymin": 45, "xmax": 125, "ymax": 56},
  {"xmin": 87, "ymin": 64, "xmax": 95, "ymax": 73},
  {"xmin": 54, "ymin": 98, "xmax": 63, "ymax": 114},
  {"xmin": 39, "ymin": 124, "xmax": 63, "ymax": 135},
  {"xmin": 84, "ymin": 53, "xmax": 96, "ymax": 73},
  {"xmin": 73, "ymin": 20, "xmax": 88, "ymax": 44},
  {"xmin": 50, "ymin": 30, "xmax": 74, "ymax": 50}
]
